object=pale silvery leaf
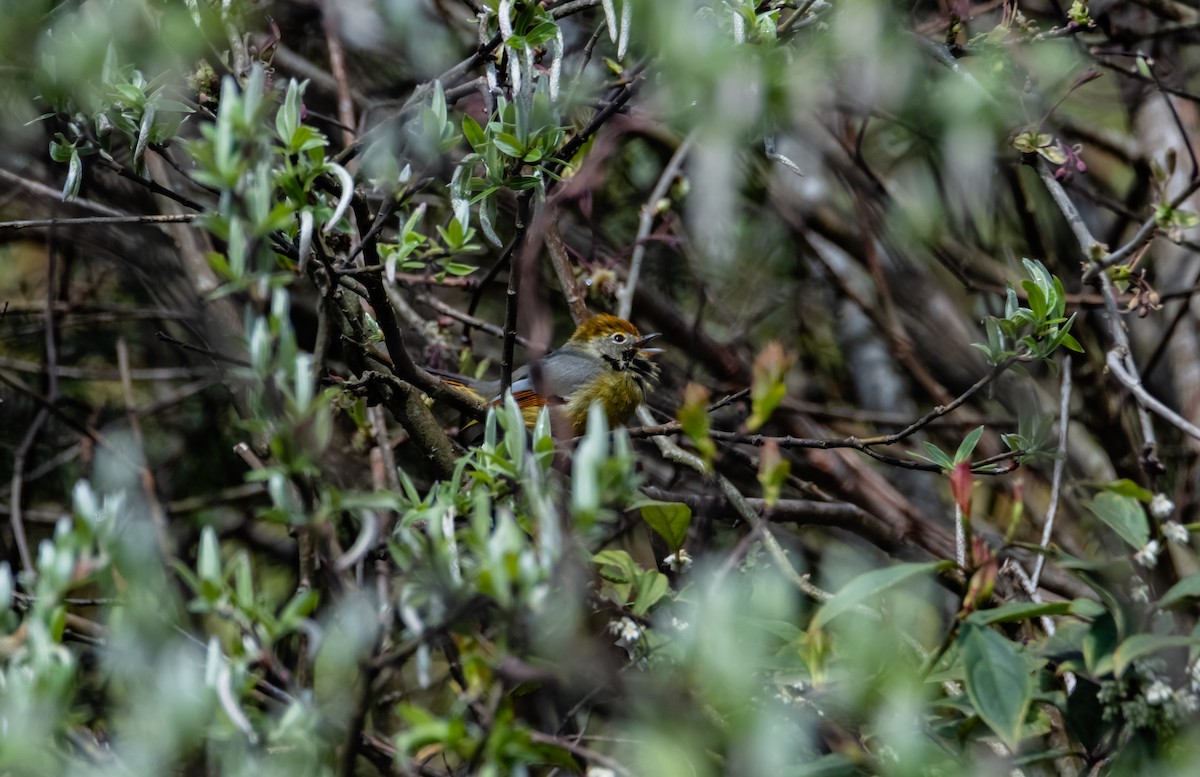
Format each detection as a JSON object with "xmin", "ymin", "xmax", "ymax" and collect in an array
[
  {"xmin": 549, "ymin": 29, "xmax": 564, "ymax": 101},
  {"xmin": 602, "ymin": 0, "xmax": 617, "ymax": 42},
  {"xmin": 323, "ymin": 162, "xmax": 354, "ymax": 233},
  {"xmin": 618, "ymin": 0, "xmax": 632, "ymax": 60},
  {"xmin": 498, "ymin": 0, "xmax": 514, "ymax": 39},
  {"xmin": 297, "ymin": 208, "xmax": 314, "ymax": 273}
]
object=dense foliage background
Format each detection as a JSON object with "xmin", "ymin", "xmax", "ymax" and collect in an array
[{"xmin": 6, "ymin": 0, "xmax": 1200, "ymax": 774}]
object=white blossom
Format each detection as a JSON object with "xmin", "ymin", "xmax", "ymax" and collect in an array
[
  {"xmin": 663, "ymin": 548, "xmax": 693, "ymax": 573},
  {"xmin": 1146, "ymin": 680, "xmax": 1172, "ymax": 705},
  {"xmin": 1150, "ymin": 493, "xmax": 1175, "ymax": 520},
  {"xmin": 1164, "ymin": 521, "xmax": 1190, "ymax": 546},
  {"xmin": 1134, "ymin": 540, "xmax": 1161, "ymax": 569},
  {"xmin": 609, "ymin": 617, "xmax": 642, "ymax": 649}
]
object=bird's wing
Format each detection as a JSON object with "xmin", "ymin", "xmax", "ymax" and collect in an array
[{"xmin": 491, "ymin": 346, "xmax": 600, "ymax": 404}]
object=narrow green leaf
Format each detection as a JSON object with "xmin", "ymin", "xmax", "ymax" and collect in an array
[
  {"xmin": 279, "ymin": 588, "xmax": 319, "ymax": 626},
  {"xmin": 443, "ymin": 262, "xmax": 478, "ymax": 276},
  {"xmin": 197, "ymin": 525, "xmax": 221, "ymax": 584},
  {"xmin": 1157, "ymin": 573, "xmax": 1200, "ymax": 609},
  {"xmin": 63, "ymin": 149, "xmax": 82, "ymax": 201},
  {"xmin": 232, "ymin": 552, "xmax": 253, "ymax": 604},
  {"xmin": 960, "ymin": 622, "xmax": 1032, "ymax": 750},
  {"xmin": 810, "ymin": 561, "xmax": 951, "ymax": 630},
  {"xmin": 913, "ymin": 442, "xmax": 954, "ymax": 471},
  {"xmin": 966, "ymin": 600, "xmax": 1072, "ymax": 626},
  {"xmin": 1112, "ymin": 634, "xmax": 1200, "ymax": 677},
  {"xmin": 954, "ymin": 425, "xmax": 985, "ymax": 464},
  {"xmin": 462, "ymin": 115, "xmax": 486, "ymax": 150}
]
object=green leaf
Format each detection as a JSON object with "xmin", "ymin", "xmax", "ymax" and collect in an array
[
  {"xmin": 630, "ymin": 570, "xmax": 670, "ymax": 616},
  {"xmin": 912, "ymin": 442, "xmax": 954, "ymax": 471},
  {"xmin": 810, "ymin": 560, "xmax": 951, "ymax": 630},
  {"xmin": 524, "ymin": 21, "xmax": 560, "ymax": 47},
  {"xmin": 63, "ymin": 148, "xmax": 83, "ymax": 201},
  {"xmin": 1157, "ymin": 573, "xmax": 1200, "ymax": 609},
  {"xmin": 1086, "ymin": 491, "xmax": 1149, "ymax": 550},
  {"xmin": 954, "ymin": 425, "xmax": 985, "ymax": 464},
  {"xmin": 493, "ymin": 132, "xmax": 526, "ymax": 158},
  {"xmin": 279, "ymin": 588, "xmax": 319, "ymax": 626},
  {"xmin": 197, "ymin": 525, "xmax": 221, "ymax": 584},
  {"xmin": 49, "ymin": 134, "xmax": 74, "ymax": 163},
  {"xmin": 1070, "ymin": 598, "xmax": 1107, "ymax": 618},
  {"xmin": 592, "ymin": 549, "xmax": 639, "ymax": 584},
  {"xmin": 462, "ymin": 115, "xmax": 486, "ymax": 150},
  {"xmin": 1099, "ymin": 479, "xmax": 1154, "ymax": 503},
  {"xmin": 959, "ymin": 622, "xmax": 1033, "ymax": 751},
  {"xmin": 746, "ymin": 342, "xmax": 792, "ymax": 432},
  {"xmin": 635, "ymin": 500, "xmax": 691, "ymax": 553},
  {"xmin": 677, "ymin": 383, "xmax": 715, "ymax": 469},
  {"xmin": 231, "ymin": 552, "xmax": 253, "ymax": 604},
  {"xmin": 1083, "ymin": 613, "xmax": 1118, "ymax": 675},
  {"xmin": 1112, "ymin": 634, "xmax": 1200, "ymax": 677},
  {"xmin": 966, "ymin": 600, "xmax": 1073, "ymax": 626}
]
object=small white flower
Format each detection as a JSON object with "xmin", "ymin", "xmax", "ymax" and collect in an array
[
  {"xmin": 587, "ymin": 769, "xmax": 617, "ymax": 777},
  {"xmin": 1191, "ymin": 661, "xmax": 1200, "ymax": 692},
  {"xmin": 1131, "ymin": 581, "xmax": 1151, "ymax": 603},
  {"xmin": 608, "ymin": 616, "xmax": 642, "ymax": 648},
  {"xmin": 1134, "ymin": 540, "xmax": 1161, "ymax": 569},
  {"xmin": 663, "ymin": 548, "xmax": 693, "ymax": 573},
  {"xmin": 1179, "ymin": 691, "xmax": 1200, "ymax": 713},
  {"xmin": 1146, "ymin": 680, "xmax": 1173, "ymax": 705},
  {"xmin": 670, "ymin": 616, "xmax": 689, "ymax": 631},
  {"xmin": 1150, "ymin": 493, "xmax": 1175, "ymax": 520},
  {"xmin": 1164, "ymin": 522, "xmax": 1190, "ymax": 546}
]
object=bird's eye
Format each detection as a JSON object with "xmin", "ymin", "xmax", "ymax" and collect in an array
[{"xmin": 612, "ymin": 333, "xmax": 628, "ymax": 344}]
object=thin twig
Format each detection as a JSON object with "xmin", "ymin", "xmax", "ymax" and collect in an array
[
  {"xmin": 0, "ymin": 370, "xmax": 141, "ymax": 472},
  {"xmin": 0, "ymin": 213, "xmax": 197, "ymax": 231},
  {"xmin": 1107, "ymin": 348, "xmax": 1200, "ymax": 441},
  {"xmin": 321, "ymin": 0, "xmax": 358, "ymax": 151},
  {"xmin": 617, "ymin": 131, "xmax": 695, "ymax": 320},
  {"xmin": 1030, "ymin": 356, "xmax": 1071, "ymax": 591},
  {"xmin": 527, "ymin": 731, "xmax": 634, "ymax": 777},
  {"xmin": 636, "ymin": 407, "xmax": 825, "ymax": 599},
  {"xmin": 545, "ymin": 219, "xmax": 590, "ymax": 325},
  {"xmin": 0, "ymin": 354, "xmax": 208, "ymax": 381},
  {"xmin": 1037, "ymin": 163, "xmax": 1163, "ymax": 466},
  {"xmin": 500, "ymin": 194, "xmax": 534, "ymax": 394},
  {"xmin": 0, "ymin": 166, "xmax": 128, "ymax": 217},
  {"xmin": 9, "ymin": 235, "xmax": 66, "ymax": 576},
  {"xmin": 418, "ymin": 293, "xmax": 534, "ymax": 347},
  {"xmin": 156, "ymin": 331, "xmax": 251, "ymax": 367},
  {"xmin": 1081, "ymin": 177, "xmax": 1200, "ymax": 280}
]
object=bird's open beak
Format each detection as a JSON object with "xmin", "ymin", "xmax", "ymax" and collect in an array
[{"xmin": 635, "ymin": 332, "xmax": 664, "ymax": 355}]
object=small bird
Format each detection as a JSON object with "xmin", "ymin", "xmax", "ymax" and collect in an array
[{"xmin": 442, "ymin": 314, "xmax": 662, "ymax": 436}]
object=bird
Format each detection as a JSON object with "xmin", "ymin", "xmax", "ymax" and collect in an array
[{"xmin": 440, "ymin": 314, "xmax": 662, "ymax": 436}]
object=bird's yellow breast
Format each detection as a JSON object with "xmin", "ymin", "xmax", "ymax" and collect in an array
[{"xmin": 564, "ymin": 370, "xmax": 646, "ymax": 434}]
